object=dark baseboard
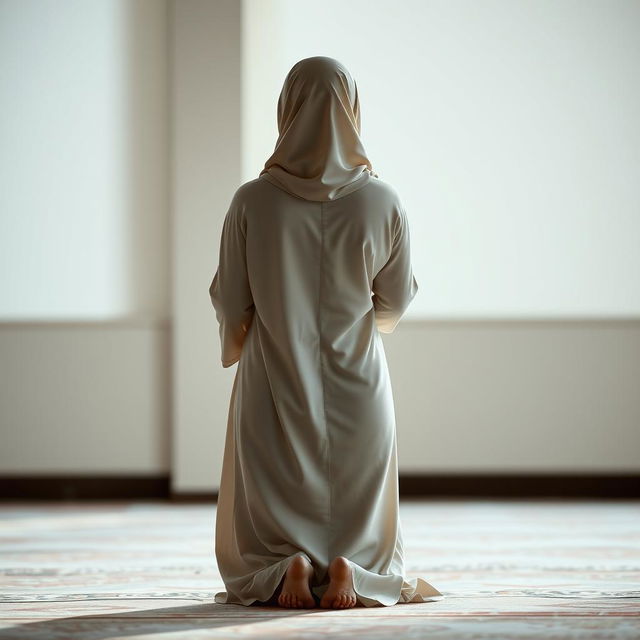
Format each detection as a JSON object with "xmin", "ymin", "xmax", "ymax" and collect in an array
[
  {"xmin": 0, "ymin": 475, "xmax": 171, "ymax": 500},
  {"xmin": 398, "ymin": 473, "xmax": 640, "ymax": 498},
  {"xmin": 0, "ymin": 473, "xmax": 637, "ymax": 501}
]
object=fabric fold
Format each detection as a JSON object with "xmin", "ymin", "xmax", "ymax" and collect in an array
[{"xmin": 345, "ymin": 560, "xmax": 444, "ymax": 607}]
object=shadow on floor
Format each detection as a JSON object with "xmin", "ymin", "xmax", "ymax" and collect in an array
[{"xmin": 2, "ymin": 601, "xmax": 335, "ymax": 640}]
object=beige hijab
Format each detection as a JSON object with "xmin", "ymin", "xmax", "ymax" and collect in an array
[{"xmin": 260, "ymin": 56, "xmax": 378, "ymax": 202}]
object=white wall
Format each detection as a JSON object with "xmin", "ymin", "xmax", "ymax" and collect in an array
[
  {"xmin": 2, "ymin": 0, "xmax": 638, "ymax": 490},
  {"xmin": 244, "ymin": 0, "xmax": 640, "ymax": 318},
  {"xmin": 0, "ymin": 0, "xmax": 170, "ymax": 321},
  {"xmin": 0, "ymin": 0, "xmax": 171, "ymax": 476}
]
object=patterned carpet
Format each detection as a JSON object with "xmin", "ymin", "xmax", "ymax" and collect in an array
[{"xmin": 0, "ymin": 499, "xmax": 639, "ymax": 639}]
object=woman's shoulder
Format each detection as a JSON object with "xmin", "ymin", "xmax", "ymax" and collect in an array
[
  {"xmin": 367, "ymin": 174, "xmax": 401, "ymax": 198},
  {"xmin": 222, "ymin": 177, "xmax": 273, "ymax": 215},
  {"xmin": 230, "ymin": 176, "xmax": 266, "ymax": 201},
  {"xmin": 358, "ymin": 174, "xmax": 405, "ymax": 212}
]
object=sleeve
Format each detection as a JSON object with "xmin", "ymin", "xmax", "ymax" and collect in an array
[
  {"xmin": 208, "ymin": 194, "xmax": 255, "ymax": 368},
  {"xmin": 371, "ymin": 205, "xmax": 419, "ymax": 334}
]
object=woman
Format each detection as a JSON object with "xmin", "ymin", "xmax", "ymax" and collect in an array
[{"xmin": 209, "ymin": 56, "xmax": 443, "ymax": 609}]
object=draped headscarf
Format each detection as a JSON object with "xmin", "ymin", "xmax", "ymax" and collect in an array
[{"xmin": 259, "ymin": 56, "xmax": 378, "ymax": 202}]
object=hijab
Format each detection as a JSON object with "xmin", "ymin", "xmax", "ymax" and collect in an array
[{"xmin": 259, "ymin": 56, "xmax": 378, "ymax": 202}]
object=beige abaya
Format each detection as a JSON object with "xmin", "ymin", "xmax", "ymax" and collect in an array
[{"xmin": 209, "ymin": 56, "xmax": 444, "ymax": 607}]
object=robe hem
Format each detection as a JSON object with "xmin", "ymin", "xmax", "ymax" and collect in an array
[{"xmin": 214, "ymin": 558, "xmax": 445, "ymax": 608}]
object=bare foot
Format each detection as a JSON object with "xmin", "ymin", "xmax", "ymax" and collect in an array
[
  {"xmin": 319, "ymin": 556, "xmax": 357, "ymax": 609},
  {"xmin": 277, "ymin": 554, "xmax": 316, "ymax": 608}
]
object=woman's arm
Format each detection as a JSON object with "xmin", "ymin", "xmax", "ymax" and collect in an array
[
  {"xmin": 209, "ymin": 194, "xmax": 255, "ymax": 367},
  {"xmin": 371, "ymin": 205, "xmax": 419, "ymax": 333}
]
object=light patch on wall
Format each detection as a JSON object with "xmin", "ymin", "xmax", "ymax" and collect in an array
[
  {"xmin": 243, "ymin": 0, "xmax": 640, "ymax": 318},
  {"xmin": 0, "ymin": 0, "xmax": 169, "ymax": 320}
]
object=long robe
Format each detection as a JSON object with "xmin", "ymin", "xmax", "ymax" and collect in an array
[{"xmin": 209, "ymin": 172, "xmax": 444, "ymax": 607}]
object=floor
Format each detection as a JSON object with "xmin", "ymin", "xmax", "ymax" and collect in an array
[{"xmin": 0, "ymin": 499, "xmax": 638, "ymax": 639}]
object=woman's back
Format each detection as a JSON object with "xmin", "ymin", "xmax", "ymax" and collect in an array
[{"xmin": 212, "ymin": 172, "xmax": 418, "ymax": 368}]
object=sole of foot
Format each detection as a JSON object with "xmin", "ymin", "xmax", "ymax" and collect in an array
[
  {"xmin": 277, "ymin": 554, "xmax": 316, "ymax": 608},
  {"xmin": 319, "ymin": 555, "xmax": 358, "ymax": 609}
]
